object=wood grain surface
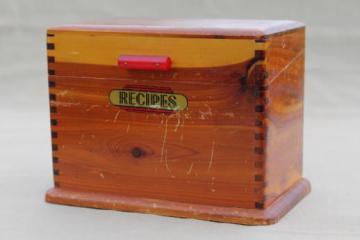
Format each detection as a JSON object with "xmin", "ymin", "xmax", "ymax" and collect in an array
[{"xmin": 46, "ymin": 21, "xmax": 309, "ymax": 225}]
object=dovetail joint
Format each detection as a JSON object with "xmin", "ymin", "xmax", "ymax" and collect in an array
[
  {"xmin": 254, "ymin": 147, "xmax": 264, "ymax": 154},
  {"xmin": 52, "ymin": 144, "xmax": 58, "ymax": 151},
  {"xmin": 50, "ymin": 106, "xmax": 57, "ymax": 113},
  {"xmin": 48, "ymin": 69, "xmax": 55, "ymax": 75},
  {"xmin": 52, "ymin": 156, "xmax": 58, "ymax": 163},
  {"xmin": 254, "ymin": 175, "xmax": 264, "ymax": 182},
  {"xmin": 47, "ymin": 43, "xmax": 55, "ymax": 50},
  {"xmin": 255, "ymin": 201, "xmax": 264, "ymax": 209},
  {"xmin": 51, "ymin": 131, "xmax": 58, "ymax": 138},
  {"xmin": 53, "ymin": 169, "xmax": 60, "ymax": 176},
  {"xmin": 255, "ymin": 50, "xmax": 266, "ymax": 61},
  {"xmin": 255, "ymin": 119, "xmax": 263, "ymax": 127},
  {"xmin": 255, "ymin": 105, "xmax": 265, "ymax": 113},
  {"xmin": 49, "ymin": 81, "xmax": 56, "ymax": 88},
  {"xmin": 255, "ymin": 133, "xmax": 265, "ymax": 140},
  {"xmin": 51, "ymin": 119, "xmax": 58, "ymax": 126},
  {"xmin": 48, "ymin": 56, "xmax": 55, "ymax": 63},
  {"xmin": 49, "ymin": 93, "xmax": 56, "ymax": 101}
]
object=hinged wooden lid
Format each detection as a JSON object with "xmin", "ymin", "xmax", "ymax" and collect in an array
[{"xmin": 48, "ymin": 19, "xmax": 304, "ymax": 38}]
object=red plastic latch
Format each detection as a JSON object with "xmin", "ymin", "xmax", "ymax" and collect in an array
[{"xmin": 118, "ymin": 55, "xmax": 172, "ymax": 71}]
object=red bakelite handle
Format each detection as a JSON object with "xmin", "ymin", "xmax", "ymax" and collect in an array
[{"xmin": 118, "ymin": 55, "xmax": 172, "ymax": 71}]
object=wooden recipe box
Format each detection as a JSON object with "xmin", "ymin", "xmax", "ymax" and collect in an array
[{"xmin": 46, "ymin": 19, "xmax": 310, "ymax": 225}]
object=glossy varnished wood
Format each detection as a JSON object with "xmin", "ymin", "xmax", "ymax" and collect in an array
[
  {"xmin": 48, "ymin": 68, "xmax": 264, "ymax": 207},
  {"xmin": 264, "ymin": 28, "xmax": 306, "ymax": 207},
  {"xmin": 46, "ymin": 20, "xmax": 310, "ymax": 225}
]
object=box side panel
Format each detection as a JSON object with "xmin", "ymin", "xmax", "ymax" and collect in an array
[
  {"xmin": 47, "ymin": 31, "xmax": 268, "ymax": 209},
  {"xmin": 263, "ymin": 28, "xmax": 305, "ymax": 207}
]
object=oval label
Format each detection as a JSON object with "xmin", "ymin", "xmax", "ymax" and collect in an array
[{"xmin": 109, "ymin": 88, "xmax": 188, "ymax": 113}]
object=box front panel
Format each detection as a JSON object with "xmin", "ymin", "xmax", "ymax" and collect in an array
[{"xmin": 48, "ymin": 31, "xmax": 266, "ymax": 208}]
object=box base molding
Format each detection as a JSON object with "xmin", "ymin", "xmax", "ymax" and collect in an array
[{"xmin": 46, "ymin": 178, "xmax": 310, "ymax": 225}]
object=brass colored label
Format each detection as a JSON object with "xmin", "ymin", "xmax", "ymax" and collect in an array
[{"xmin": 110, "ymin": 89, "xmax": 188, "ymax": 112}]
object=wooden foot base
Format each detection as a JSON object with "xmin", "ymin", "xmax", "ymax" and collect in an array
[{"xmin": 46, "ymin": 178, "xmax": 310, "ymax": 225}]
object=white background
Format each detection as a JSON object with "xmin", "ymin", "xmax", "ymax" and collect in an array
[{"xmin": 0, "ymin": 0, "xmax": 359, "ymax": 239}]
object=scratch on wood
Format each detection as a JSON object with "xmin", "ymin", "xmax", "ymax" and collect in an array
[
  {"xmin": 211, "ymin": 176, "xmax": 215, "ymax": 185},
  {"xmin": 268, "ymin": 49, "xmax": 304, "ymax": 85},
  {"xmin": 224, "ymin": 112, "xmax": 235, "ymax": 118},
  {"xmin": 180, "ymin": 112, "xmax": 186, "ymax": 141},
  {"xmin": 78, "ymin": 133, "xmax": 85, "ymax": 144},
  {"xmin": 164, "ymin": 148, "xmax": 171, "ymax": 172},
  {"xmin": 173, "ymin": 112, "xmax": 181, "ymax": 132},
  {"xmin": 207, "ymin": 140, "xmax": 215, "ymax": 172},
  {"xmin": 113, "ymin": 110, "xmax": 121, "ymax": 123},
  {"xmin": 186, "ymin": 162, "xmax": 194, "ymax": 175},
  {"xmin": 55, "ymin": 102, "xmax": 81, "ymax": 107},
  {"xmin": 205, "ymin": 103, "xmax": 212, "ymax": 115},
  {"xmin": 199, "ymin": 103, "xmax": 213, "ymax": 120},
  {"xmin": 70, "ymin": 51, "xmax": 80, "ymax": 55},
  {"xmin": 126, "ymin": 123, "xmax": 130, "ymax": 133},
  {"xmin": 85, "ymin": 105, "xmax": 100, "ymax": 112},
  {"xmin": 58, "ymin": 90, "xmax": 69, "ymax": 96},
  {"xmin": 160, "ymin": 117, "xmax": 169, "ymax": 163}
]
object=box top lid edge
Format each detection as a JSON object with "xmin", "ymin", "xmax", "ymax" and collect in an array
[{"xmin": 48, "ymin": 19, "xmax": 304, "ymax": 37}]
